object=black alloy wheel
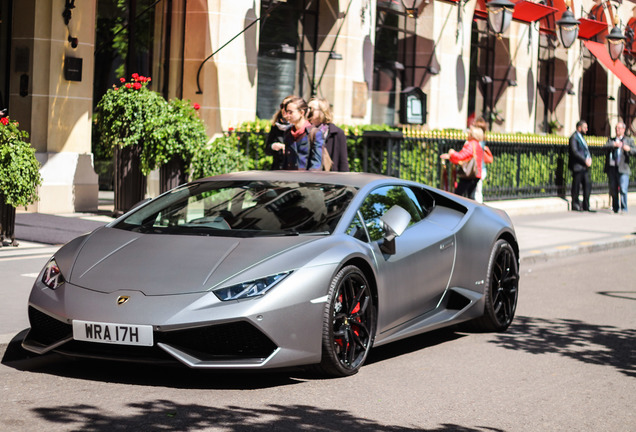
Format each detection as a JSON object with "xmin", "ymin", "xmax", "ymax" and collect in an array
[
  {"xmin": 318, "ymin": 265, "xmax": 376, "ymax": 377},
  {"xmin": 475, "ymin": 239, "xmax": 519, "ymax": 331}
]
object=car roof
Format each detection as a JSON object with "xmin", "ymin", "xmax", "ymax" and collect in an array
[{"xmin": 193, "ymin": 171, "xmax": 400, "ymax": 189}]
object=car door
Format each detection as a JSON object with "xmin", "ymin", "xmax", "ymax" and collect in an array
[{"xmin": 351, "ymin": 185, "xmax": 456, "ymax": 333}]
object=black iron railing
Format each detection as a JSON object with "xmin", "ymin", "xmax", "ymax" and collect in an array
[{"xmin": 234, "ymin": 130, "xmax": 635, "ymax": 202}]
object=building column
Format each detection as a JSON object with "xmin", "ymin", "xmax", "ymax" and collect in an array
[{"xmin": 11, "ymin": 0, "xmax": 98, "ymax": 213}]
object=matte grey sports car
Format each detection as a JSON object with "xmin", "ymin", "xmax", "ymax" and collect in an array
[{"xmin": 23, "ymin": 171, "xmax": 519, "ymax": 376}]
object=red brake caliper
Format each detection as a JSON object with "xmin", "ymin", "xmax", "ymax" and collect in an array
[{"xmin": 335, "ymin": 294, "xmax": 344, "ymax": 348}]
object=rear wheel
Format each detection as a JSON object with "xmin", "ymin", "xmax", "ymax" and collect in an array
[
  {"xmin": 318, "ymin": 265, "xmax": 376, "ymax": 377},
  {"xmin": 474, "ymin": 239, "xmax": 518, "ymax": 331}
]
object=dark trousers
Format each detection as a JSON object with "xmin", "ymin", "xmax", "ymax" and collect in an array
[
  {"xmin": 571, "ymin": 169, "xmax": 591, "ymax": 210},
  {"xmin": 607, "ymin": 167, "xmax": 629, "ymax": 212},
  {"xmin": 455, "ymin": 178, "xmax": 480, "ymax": 200}
]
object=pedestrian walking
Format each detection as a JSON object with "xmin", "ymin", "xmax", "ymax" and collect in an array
[
  {"xmin": 280, "ymin": 96, "xmax": 324, "ymax": 170},
  {"xmin": 471, "ymin": 117, "xmax": 493, "ymax": 203},
  {"xmin": 440, "ymin": 125, "xmax": 485, "ymax": 200},
  {"xmin": 308, "ymin": 97, "xmax": 349, "ymax": 172},
  {"xmin": 265, "ymin": 95, "xmax": 293, "ymax": 170},
  {"xmin": 604, "ymin": 121, "xmax": 636, "ymax": 213},
  {"xmin": 568, "ymin": 120, "xmax": 592, "ymax": 212}
]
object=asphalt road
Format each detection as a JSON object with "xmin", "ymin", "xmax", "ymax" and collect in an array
[{"xmin": 0, "ymin": 246, "xmax": 634, "ymax": 431}]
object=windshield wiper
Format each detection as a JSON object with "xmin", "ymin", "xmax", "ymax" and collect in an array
[{"xmin": 270, "ymin": 230, "xmax": 330, "ymax": 237}]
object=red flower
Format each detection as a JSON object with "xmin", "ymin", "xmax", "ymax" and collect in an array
[
  {"xmin": 193, "ymin": 103, "xmax": 201, "ymax": 110},
  {"xmin": 0, "ymin": 117, "xmax": 8, "ymax": 126},
  {"xmin": 125, "ymin": 83, "xmax": 132, "ymax": 89},
  {"xmin": 228, "ymin": 127, "xmax": 234, "ymax": 132},
  {"xmin": 133, "ymin": 82, "xmax": 142, "ymax": 90},
  {"xmin": 132, "ymin": 73, "xmax": 139, "ymax": 81},
  {"xmin": 119, "ymin": 77, "xmax": 126, "ymax": 83}
]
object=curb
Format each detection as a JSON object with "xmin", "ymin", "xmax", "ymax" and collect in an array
[{"xmin": 520, "ymin": 234, "xmax": 636, "ymax": 265}]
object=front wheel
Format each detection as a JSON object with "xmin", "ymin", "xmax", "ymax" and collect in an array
[
  {"xmin": 317, "ymin": 265, "xmax": 376, "ymax": 377},
  {"xmin": 474, "ymin": 239, "xmax": 519, "ymax": 331}
]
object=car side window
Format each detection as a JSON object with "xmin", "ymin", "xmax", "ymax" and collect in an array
[{"xmin": 354, "ymin": 185, "xmax": 426, "ymax": 242}]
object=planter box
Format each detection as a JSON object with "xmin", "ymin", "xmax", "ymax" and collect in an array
[
  {"xmin": 113, "ymin": 145, "xmax": 147, "ymax": 216},
  {"xmin": 159, "ymin": 157, "xmax": 188, "ymax": 194}
]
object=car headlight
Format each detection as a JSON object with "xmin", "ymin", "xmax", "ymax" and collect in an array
[
  {"xmin": 213, "ymin": 272, "xmax": 291, "ymax": 301},
  {"xmin": 41, "ymin": 258, "xmax": 65, "ymax": 290}
]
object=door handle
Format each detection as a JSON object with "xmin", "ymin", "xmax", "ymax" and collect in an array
[{"xmin": 439, "ymin": 240, "xmax": 454, "ymax": 251}]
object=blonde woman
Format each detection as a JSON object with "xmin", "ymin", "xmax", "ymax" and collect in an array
[
  {"xmin": 440, "ymin": 126, "xmax": 485, "ymax": 199},
  {"xmin": 308, "ymin": 97, "xmax": 349, "ymax": 171}
]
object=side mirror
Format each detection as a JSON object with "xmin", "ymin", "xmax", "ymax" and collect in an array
[{"xmin": 379, "ymin": 205, "xmax": 411, "ymax": 254}]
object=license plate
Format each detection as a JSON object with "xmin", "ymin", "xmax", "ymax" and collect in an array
[{"xmin": 72, "ymin": 320, "xmax": 154, "ymax": 346}]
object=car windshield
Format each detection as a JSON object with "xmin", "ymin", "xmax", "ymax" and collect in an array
[{"xmin": 112, "ymin": 180, "xmax": 358, "ymax": 237}]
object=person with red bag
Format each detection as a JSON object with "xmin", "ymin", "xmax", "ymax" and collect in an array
[{"xmin": 440, "ymin": 125, "xmax": 486, "ymax": 200}]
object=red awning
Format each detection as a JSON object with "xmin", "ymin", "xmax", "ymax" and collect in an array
[
  {"xmin": 475, "ymin": 0, "xmax": 488, "ymax": 20},
  {"xmin": 539, "ymin": 0, "xmax": 566, "ymax": 35},
  {"xmin": 475, "ymin": 0, "xmax": 557, "ymax": 23},
  {"xmin": 538, "ymin": 0, "xmax": 607, "ymax": 40},
  {"xmin": 628, "ymin": 17, "xmax": 636, "ymax": 54},
  {"xmin": 578, "ymin": 18, "xmax": 608, "ymax": 40},
  {"xmin": 584, "ymin": 40, "xmax": 636, "ymax": 96},
  {"xmin": 512, "ymin": 0, "xmax": 557, "ymax": 23}
]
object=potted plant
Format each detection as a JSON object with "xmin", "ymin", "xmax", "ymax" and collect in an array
[
  {"xmin": 144, "ymin": 99, "xmax": 208, "ymax": 193},
  {"xmin": 0, "ymin": 116, "xmax": 43, "ymax": 246},
  {"xmin": 547, "ymin": 119, "xmax": 563, "ymax": 134},
  {"xmin": 94, "ymin": 73, "xmax": 167, "ymax": 215}
]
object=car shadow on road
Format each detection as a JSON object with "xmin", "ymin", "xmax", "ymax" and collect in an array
[
  {"xmin": 488, "ymin": 315, "xmax": 636, "ymax": 378},
  {"xmin": 28, "ymin": 400, "xmax": 505, "ymax": 432},
  {"xmin": 2, "ymin": 328, "xmax": 466, "ymax": 390},
  {"xmin": 366, "ymin": 328, "xmax": 465, "ymax": 366}
]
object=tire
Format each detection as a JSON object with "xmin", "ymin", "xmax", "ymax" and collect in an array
[
  {"xmin": 317, "ymin": 265, "xmax": 376, "ymax": 377},
  {"xmin": 474, "ymin": 239, "xmax": 519, "ymax": 332}
]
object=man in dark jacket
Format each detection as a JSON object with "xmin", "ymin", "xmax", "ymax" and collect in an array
[
  {"xmin": 569, "ymin": 120, "xmax": 592, "ymax": 211},
  {"xmin": 604, "ymin": 121, "xmax": 636, "ymax": 213}
]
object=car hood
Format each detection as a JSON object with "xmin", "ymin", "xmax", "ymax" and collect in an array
[{"xmin": 67, "ymin": 227, "xmax": 317, "ymax": 296}]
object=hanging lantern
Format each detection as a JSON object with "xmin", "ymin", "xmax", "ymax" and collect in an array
[
  {"xmin": 556, "ymin": 8, "xmax": 580, "ymax": 49},
  {"xmin": 606, "ymin": 26, "xmax": 626, "ymax": 61},
  {"xmin": 486, "ymin": 0, "xmax": 515, "ymax": 36}
]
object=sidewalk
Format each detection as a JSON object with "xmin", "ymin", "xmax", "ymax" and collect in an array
[{"xmin": 2, "ymin": 191, "xmax": 636, "ymax": 265}]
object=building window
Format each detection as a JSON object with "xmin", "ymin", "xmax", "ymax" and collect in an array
[
  {"xmin": 256, "ymin": 0, "xmax": 302, "ymax": 120},
  {"xmin": 537, "ymin": 35, "xmax": 556, "ymax": 133},
  {"xmin": 256, "ymin": 0, "xmax": 340, "ymax": 120},
  {"xmin": 372, "ymin": 4, "xmax": 420, "ymax": 126},
  {"xmin": 93, "ymin": 0, "xmax": 167, "ymax": 106}
]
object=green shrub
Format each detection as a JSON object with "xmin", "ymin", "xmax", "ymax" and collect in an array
[
  {"xmin": 95, "ymin": 74, "xmax": 166, "ymax": 163},
  {"xmin": 190, "ymin": 134, "xmax": 251, "ymax": 180},
  {"xmin": 143, "ymin": 98, "xmax": 208, "ymax": 176},
  {"xmin": 0, "ymin": 117, "xmax": 42, "ymax": 208},
  {"xmin": 95, "ymin": 74, "xmax": 210, "ymax": 176}
]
